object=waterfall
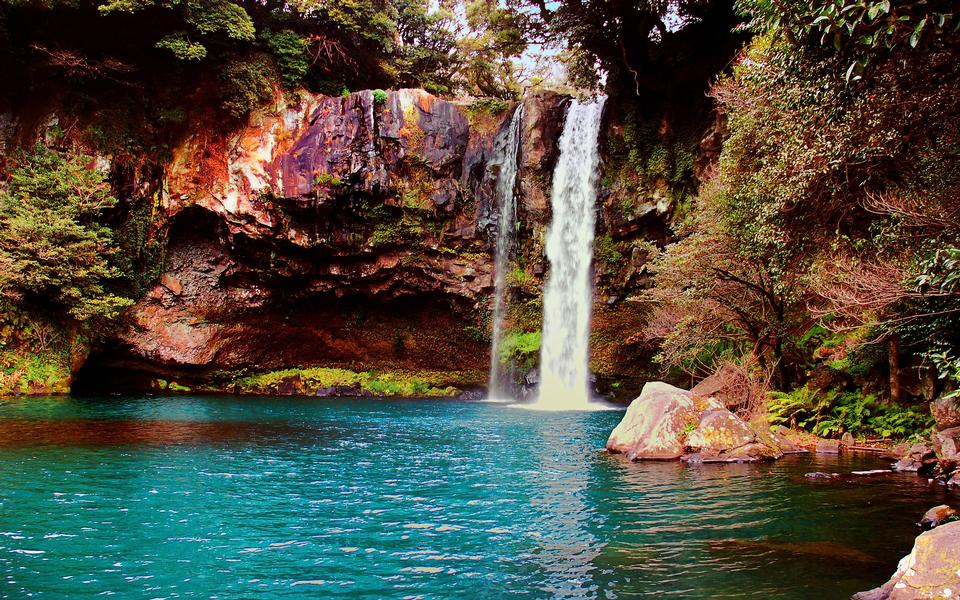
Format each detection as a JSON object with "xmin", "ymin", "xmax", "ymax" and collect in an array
[
  {"xmin": 488, "ymin": 105, "xmax": 525, "ymax": 400},
  {"xmin": 535, "ymin": 97, "xmax": 607, "ymax": 409}
]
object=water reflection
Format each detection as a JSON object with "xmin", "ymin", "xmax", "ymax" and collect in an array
[
  {"xmin": 0, "ymin": 396, "xmax": 954, "ymax": 599},
  {"xmin": 0, "ymin": 417, "xmax": 321, "ymax": 447},
  {"xmin": 526, "ymin": 410, "xmax": 606, "ymax": 597}
]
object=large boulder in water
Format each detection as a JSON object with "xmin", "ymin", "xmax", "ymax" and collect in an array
[
  {"xmin": 853, "ymin": 521, "xmax": 960, "ymax": 599},
  {"xmin": 607, "ymin": 381, "xmax": 786, "ymax": 462},
  {"xmin": 606, "ymin": 382, "xmax": 698, "ymax": 460}
]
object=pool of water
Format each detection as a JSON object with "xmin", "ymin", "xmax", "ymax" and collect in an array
[{"xmin": 0, "ymin": 395, "xmax": 955, "ymax": 599}]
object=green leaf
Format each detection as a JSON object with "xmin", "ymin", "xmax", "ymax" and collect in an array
[{"xmin": 909, "ymin": 19, "xmax": 926, "ymax": 48}]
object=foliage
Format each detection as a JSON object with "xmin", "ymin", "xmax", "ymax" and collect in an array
[
  {"xmin": 0, "ymin": 308, "xmax": 79, "ymax": 395},
  {"xmin": 648, "ymin": 0, "xmax": 960, "ymax": 400},
  {"xmin": 217, "ymin": 54, "xmax": 275, "ymax": 119},
  {"xmin": 593, "ymin": 234, "xmax": 623, "ymax": 276},
  {"xmin": 463, "ymin": 324, "xmax": 488, "ymax": 343},
  {"xmin": 497, "ymin": 330, "xmax": 540, "ymax": 372},
  {"xmin": 768, "ymin": 385, "xmax": 933, "ymax": 440},
  {"xmin": 261, "ymin": 29, "xmax": 310, "ymax": 89},
  {"xmin": 372, "ymin": 89, "xmax": 388, "ymax": 104},
  {"xmin": 737, "ymin": 0, "xmax": 957, "ymax": 81},
  {"xmin": 645, "ymin": 178, "xmax": 808, "ymax": 387},
  {"xmin": 231, "ymin": 366, "xmax": 461, "ymax": 397},
  {"xmin": 0, "ymin": 0, "xmax": 532, "ymax": 140},
  {"xmin": 928, "ymin": 347, "xmax": 960, "ymax": 401},
  {"xmin": 0, "ymin": 145, "xmax": 133, "ymax": 322}
]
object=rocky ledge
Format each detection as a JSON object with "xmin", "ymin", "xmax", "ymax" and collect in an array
[
  {"xmin": 853, "ymin": 520, "xmax": 960, "ymax": 600},
  {"xmin": 606, "ymin": 381, "xmax": 802, "ymax": 462}
]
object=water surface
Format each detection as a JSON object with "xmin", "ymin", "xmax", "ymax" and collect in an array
[{"xmin": 0, "ymin": 395, "xmax": 954, "ymax": 598}]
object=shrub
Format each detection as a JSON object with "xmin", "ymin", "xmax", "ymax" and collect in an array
[
  {"xmin": 0, "ymin": 145, "xmax": 133, "ymax": 322},
  {"xmin": 372, "ymin": 89, "xmax": 388, "ymax": 104},
  {"xmin": 498, "ymin": 330, "xmax": 541, "ymax": 372},
  {"xmin": 262, "ymin": 29, "xmax": 309, "ymax": 89},
  {"xmin": 768, "ymin": 385, "xmax": 934, "ymax": 440},
  {"xmin": 218, "ymin": 55, "xmax": 275, "ymax": 119}
]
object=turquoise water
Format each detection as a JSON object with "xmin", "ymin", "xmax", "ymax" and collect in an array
[{"xmin": 0, "ymin": 395, "xmax": 955, "ymax": 599}]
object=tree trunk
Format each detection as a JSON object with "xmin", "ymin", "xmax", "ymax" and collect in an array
[{"xmin": 889, "ymin": 335, "xmax": 901, "ymax": 402}]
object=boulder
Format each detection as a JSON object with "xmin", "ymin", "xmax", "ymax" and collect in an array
[
  {"xmin": 607, "ymin": 381, "xmax": 783, "ymax": 463},
  {"xmin": 686, "ymin": 408, "xmax": 754, "ymax": 451},
  {"xmin": 932, "ymin": 427, "xmax": 960, "ymax": 471},
  {"xmin": 918, "ymin": 505, "xmax": 957, "ymax": 530},
  {"xmin": 816, "ymin": 439, "xmax": 841, "ymax": 454},
  {"xmin": 931, "ymin": 396, "xmax": 960, "ymax": 431},
  {"xmin": 853, "ymin": 521, "xmax": 960, "ymax": 599},
  {"xmin": 606, "ymin": 382, "xmax": 698, "ymax": 460},
  {"xmin": 277, "ymin": 375, "xmax": 300, "ymax": 396},
  {"xmin": 841, "ymin": 432, "xmax": 855, "ymax": 447},
  {"xmin": 750, "ymin": 417, "xmax": 806, "ymax": 455},
  {"xmin": 685, "ymin": 408, "xmax": 779, "ymax": 461},
  {"xmin": 893, "ymin": 444, "xmax": 937, "ymax": 473}
]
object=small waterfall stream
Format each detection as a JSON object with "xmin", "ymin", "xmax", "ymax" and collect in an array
[
  {"xmin": 535, "ymin": 97, "xmax": 607, "ymax": 409},
  {"xmin": 488, "ymin": 105, "xmax": 525, "ymax": 399}
]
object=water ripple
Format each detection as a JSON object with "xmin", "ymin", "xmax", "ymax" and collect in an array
[{"xmin": 0, "ymin": 395, "xmax": 953, "ymax": 599}]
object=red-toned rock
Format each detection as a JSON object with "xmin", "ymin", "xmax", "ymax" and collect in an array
[
  {"xmin": 854, "ymin": 521, "xmax": 960, "ymax": 599},
  {"xmin": 607, "ymin": 381, "xmax": 784, "ymax": 463}
]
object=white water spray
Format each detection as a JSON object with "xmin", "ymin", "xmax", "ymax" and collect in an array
[
  {"xmin": 488, "ymin": 105, "xmax": 525, "ymax": 400},
  {"xmin": 534, "ymin": 97, "xmax": 607, "ymax": 410}
]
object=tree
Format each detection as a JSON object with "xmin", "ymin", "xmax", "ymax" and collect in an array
[
  {"xmin": 645, "ymin": 180, "xmax": 807, "ymax": 388},
  {"xmin": 647, "ymin": 0, "xmax": 960, "ymax": 404},
  {"xmin": 0, "ymin": 145, "xmax": 133, "ymax": 322}
]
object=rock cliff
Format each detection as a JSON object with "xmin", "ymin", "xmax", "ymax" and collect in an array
[{"xmin": 2, "ymin": 86, "xmax": 683, "ymax": 396}]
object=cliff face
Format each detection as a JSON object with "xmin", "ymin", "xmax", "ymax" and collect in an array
[
  {"xmin": 0, "ymin": 86, "xmax": 684, "ymax": 397},
  {"xmin": 75, "ymin": 89, "xmax": 572, "ymax": 392}
]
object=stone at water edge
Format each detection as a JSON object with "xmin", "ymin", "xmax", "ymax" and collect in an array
[
  {"xmin": 606, "ymin": 382, "xmax": 698, "ymax": 461},
  {"xmin": 685, "ymin": 408, "xmax": 782, "ymax": 462},
  {"xmin": 606, "ymin": 381, "xmax": 785, "ymax": 462},
  {"xmin": 933, "ymin": 427, "xmax": 960, "ymax": 471},
  {"xmin": 918, "ymin": 505, "xmax": 958, "ymax": 530},
  {"xmin": 750, "ymin": 417, "xmax": 807, "ymax": 455},
  {"xmin": 841, "ymin": 431, "xmax": 855, "ymax": 447},
  {"xmin": 816, "ymin": 439, "xmax": 841, "ymax": 454},
  {"xmin": 852, "ymin": 521, "xmax": 960, "ymax": 600},
  {"xmin": 893, "ymin": 444, "xmax": 937, "ymax": 473}
]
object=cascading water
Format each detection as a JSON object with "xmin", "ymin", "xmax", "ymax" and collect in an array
[
  {"xmin": 535, "ymin": 96, "xmax": 607, "ymax": 409},
  {"xmin": 488, "ymin": 105, "xmax": 525, "ymax": 400}
]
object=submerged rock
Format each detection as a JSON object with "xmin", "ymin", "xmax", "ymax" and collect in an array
[
  {"xmin": 710, "ymin": 538, "xmax": 883, "ymax": 566},
  {"xmin": 606, "ymin": 381, "xmax": 785, "ymax": 463},
  {"xmin": 853, "ymin": 521, "xmax": 960, "ymax": 600},
  {"xmin": 805, "ymin": 472, "xmax": 841, "ymax": 480}
]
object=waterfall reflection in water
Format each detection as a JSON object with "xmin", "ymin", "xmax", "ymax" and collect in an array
[{"xmin": 0, "ymin": 395, "xmax": 951, "ymax": 599}]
